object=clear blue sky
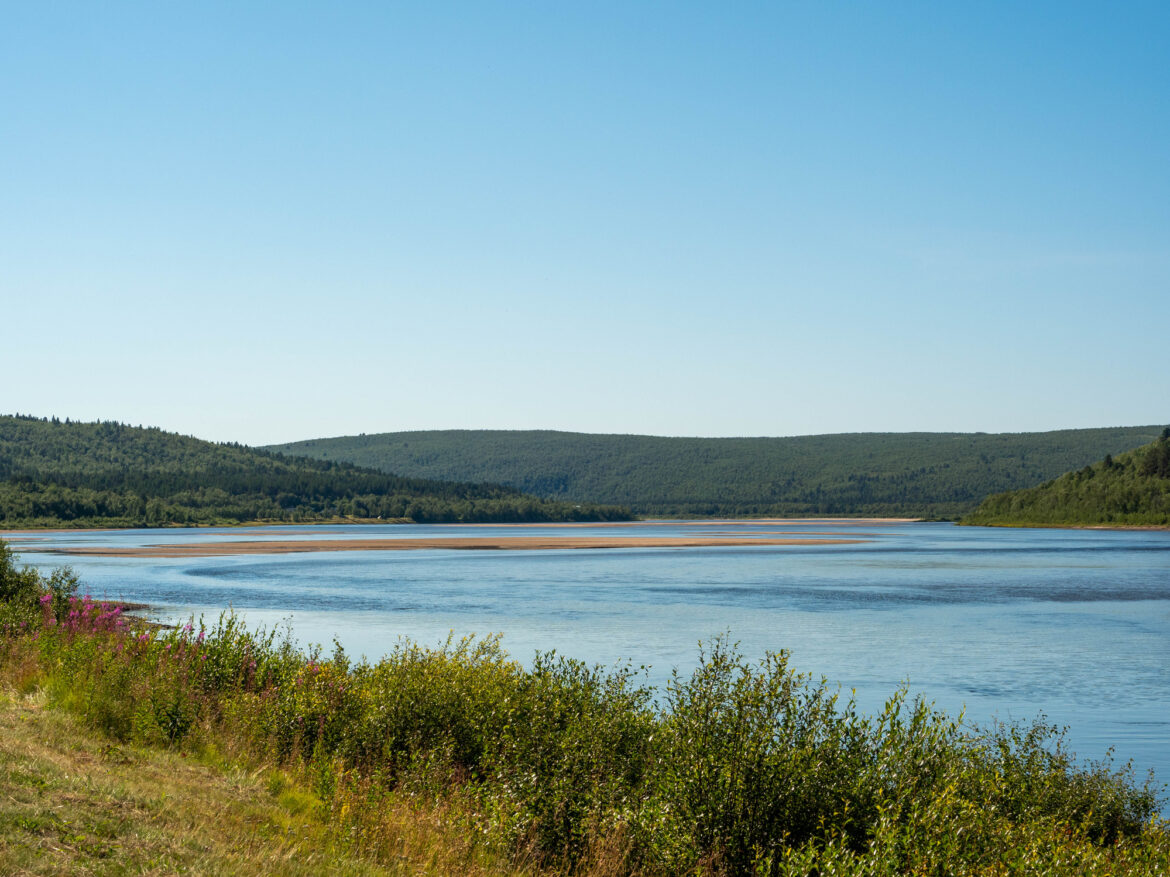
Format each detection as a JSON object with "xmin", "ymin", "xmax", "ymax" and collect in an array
[{"xmin": 3, "ymin": 2, "xmax": 1167, "ymax": 445}]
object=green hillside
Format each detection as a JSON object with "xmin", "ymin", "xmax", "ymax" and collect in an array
[
  {"xmin": 0, "ymin": 415, "xmax": 631, "ymax": 528},
  {"xmin": 266, "ymin": 426, "xmax": 1166, "ymax": 519},
  {"xmin": 963, "ymin": 431, "xmax": 1170, "ymax": 527}
]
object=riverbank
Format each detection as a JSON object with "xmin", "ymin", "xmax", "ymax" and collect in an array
[{"xmin": 0, "ymin": 690, "xmax": 511, "ymax": 876}]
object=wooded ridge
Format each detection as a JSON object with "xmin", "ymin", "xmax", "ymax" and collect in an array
[
  {"xmin": 267, "ymin": 426, "xmax": 1166, "ymax": 519},
  {"xmin": 0, "ymin": 416, "xmax": 632, "ymax": 528},
  {"xmin": 963, "ymin": 430, "xmax": 1170, "ymax": 526}
]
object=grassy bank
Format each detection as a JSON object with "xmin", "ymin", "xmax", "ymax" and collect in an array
[
  {"xmin": 0, "ymin": 690, "xmax": 526, "ymax": 875},
  {"xmin": 1, "ymin": 543, "xmax": 1167, "ymax": 875}
]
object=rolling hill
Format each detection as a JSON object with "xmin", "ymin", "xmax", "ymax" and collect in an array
[
  {"xmin": 963, "ymin": 431, "xmax": 1170, "ymax": 527},
  {"xmin": 0, "ymin": 416, "xmax": 631, "ymax": 528},
  {"xmin": 267, "ymin": 426, "xmax": 1167, "ymax": 519}
]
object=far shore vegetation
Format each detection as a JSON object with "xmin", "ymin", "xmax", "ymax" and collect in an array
[
  {"xmin": 964, "ymin": 430, "xmax": 1170, "ymax": 528},
  {"xmin": 0, "ymin": 415, "xmax": 633, "ymax": 530},
  {"xmin": 266, "ymin": 426, "xmax": 1166, "ymax": 520},
  {"xmin": 2, "ymin": 540, "xmax": 1166, "ymax": 875},
  {"xmin": 7, "ymin": 414, "xmax": 1168, "ymax": 533}
]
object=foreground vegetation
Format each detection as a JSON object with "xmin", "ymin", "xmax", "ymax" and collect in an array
[
  {"xmin": 1, "ymin": 544, "xmax": 1166, "ymax": 874},
  {"xmin": 267, "ymin": 426, "xmax": 1166, "ymax": 519},
  {"xmin": 965, "ymin": 431, "xmax": 1170, "ymax": 527},
  {"xmin": 0, "ymin": 692, "xmax": 521, "ymax": 876},
  {"xmin": 0, "ymin": 416, "xmax": 632, "ymax": 528}
]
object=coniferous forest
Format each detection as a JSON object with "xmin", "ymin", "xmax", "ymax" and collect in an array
[
  {"xmin": 963, "ymin": 430, "xmax": 1170, "ymax": 526},
  {"xmin": 268, "ymin": 426, "xmax": 1166, "ymax": 520},
  {"xmin": 6, "ymin": 415, "xmax": 1167, "ymax": 529},
  {"xmin": 0, "ymin": 416, "xmax": 632, "ymax": 528}
]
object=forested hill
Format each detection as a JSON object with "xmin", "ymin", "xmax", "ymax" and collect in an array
[
  {"xmin": 963, "ymin": 431, "xmax": 1170, "ymax": 527},
  {"xmin": 267, "ymin": 426, "xmax": 1166, "ymax": 519},
  {"xmin": 0, "ymin": 416, "xmax": 632, "ymax": 528}
]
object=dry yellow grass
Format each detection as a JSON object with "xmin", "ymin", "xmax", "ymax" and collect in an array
[{"xmin": 0, "ymin": 690, "xmax": 526, "ymax": 876}]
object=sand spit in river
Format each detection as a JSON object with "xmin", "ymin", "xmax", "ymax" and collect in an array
[
  {"xmin": 0, "ymin": 518, "xmax": 918, "ymax": 538},
  {"xmin": 34, "ymin": 535, "xmax": 869, "ymax": 558}
]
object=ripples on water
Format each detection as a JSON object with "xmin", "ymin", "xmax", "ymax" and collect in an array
[{"xmin": 14, "ymin": 521, "xmax": 1170, "ymax": 800}]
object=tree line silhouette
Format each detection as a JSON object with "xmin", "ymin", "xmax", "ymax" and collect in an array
[{"xmin": 0, "ymin": 416, "xmax": 632, "ymax": 527}]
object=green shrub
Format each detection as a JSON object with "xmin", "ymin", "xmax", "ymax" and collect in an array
[
  {"xmin": 639, "ymin": 638, "xmax": 874, "ymax": 873},
  {"xmin": 482, "ymin": 652, "xmax": 655, "ymax": 864}
]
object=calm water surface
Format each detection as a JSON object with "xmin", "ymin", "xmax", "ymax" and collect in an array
[{"xmin": 13, "ymin": 521, "xmax": 1170, "ymax": 797}]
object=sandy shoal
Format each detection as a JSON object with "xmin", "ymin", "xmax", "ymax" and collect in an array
[
  {"xmin": 38, "ymin": 535, "xmax": 868, "ymax": 558},
  {"xmin": 0, "ymin": 517, "xmax": 920, "ymax": 538}
]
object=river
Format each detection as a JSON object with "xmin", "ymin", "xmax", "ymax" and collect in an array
[{"xmin": 9, "ymin": 519, "xmax": 1169, "ymax": 796}]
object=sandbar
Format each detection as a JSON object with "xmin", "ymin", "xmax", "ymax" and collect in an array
[
  {"xmin": 0, "ymin": 517, "xmax": 919, "ymax": 538},
  {"xmin": 37, "ymin": 535, "xmax": 868, "ymax": 558}
]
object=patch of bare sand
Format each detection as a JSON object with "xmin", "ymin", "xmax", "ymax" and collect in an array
[
  {"xmin": 0, "ymin": 517, "xmax": 920, "ymax": 538},
  {"xmin": 469, "ymin": 519, "xmax": 917, "ymax": 528},
  {"xmin": 705, "ymin": 531, "xmax": 880, "ymax": 538},
  {"xmin": 39, "ymin": 535, "xmax": 868, "ymax": 558}
]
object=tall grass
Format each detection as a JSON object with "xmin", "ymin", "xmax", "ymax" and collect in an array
[{"xmin": 1, "ymin": 544, "xmax": 1166, "ymax": 875}]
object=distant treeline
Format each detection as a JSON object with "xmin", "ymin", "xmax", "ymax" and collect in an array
[
  {"xmin": 267, "ymin": 427, "xmax": 1166, "ymax": 519},
  {"xmin": 964, "ymin": 430, "xmax": 1170, "ymax": 527},
  {"xmin": 0, "ymin": 416, "xmax": 632, "ymax": 528}
]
